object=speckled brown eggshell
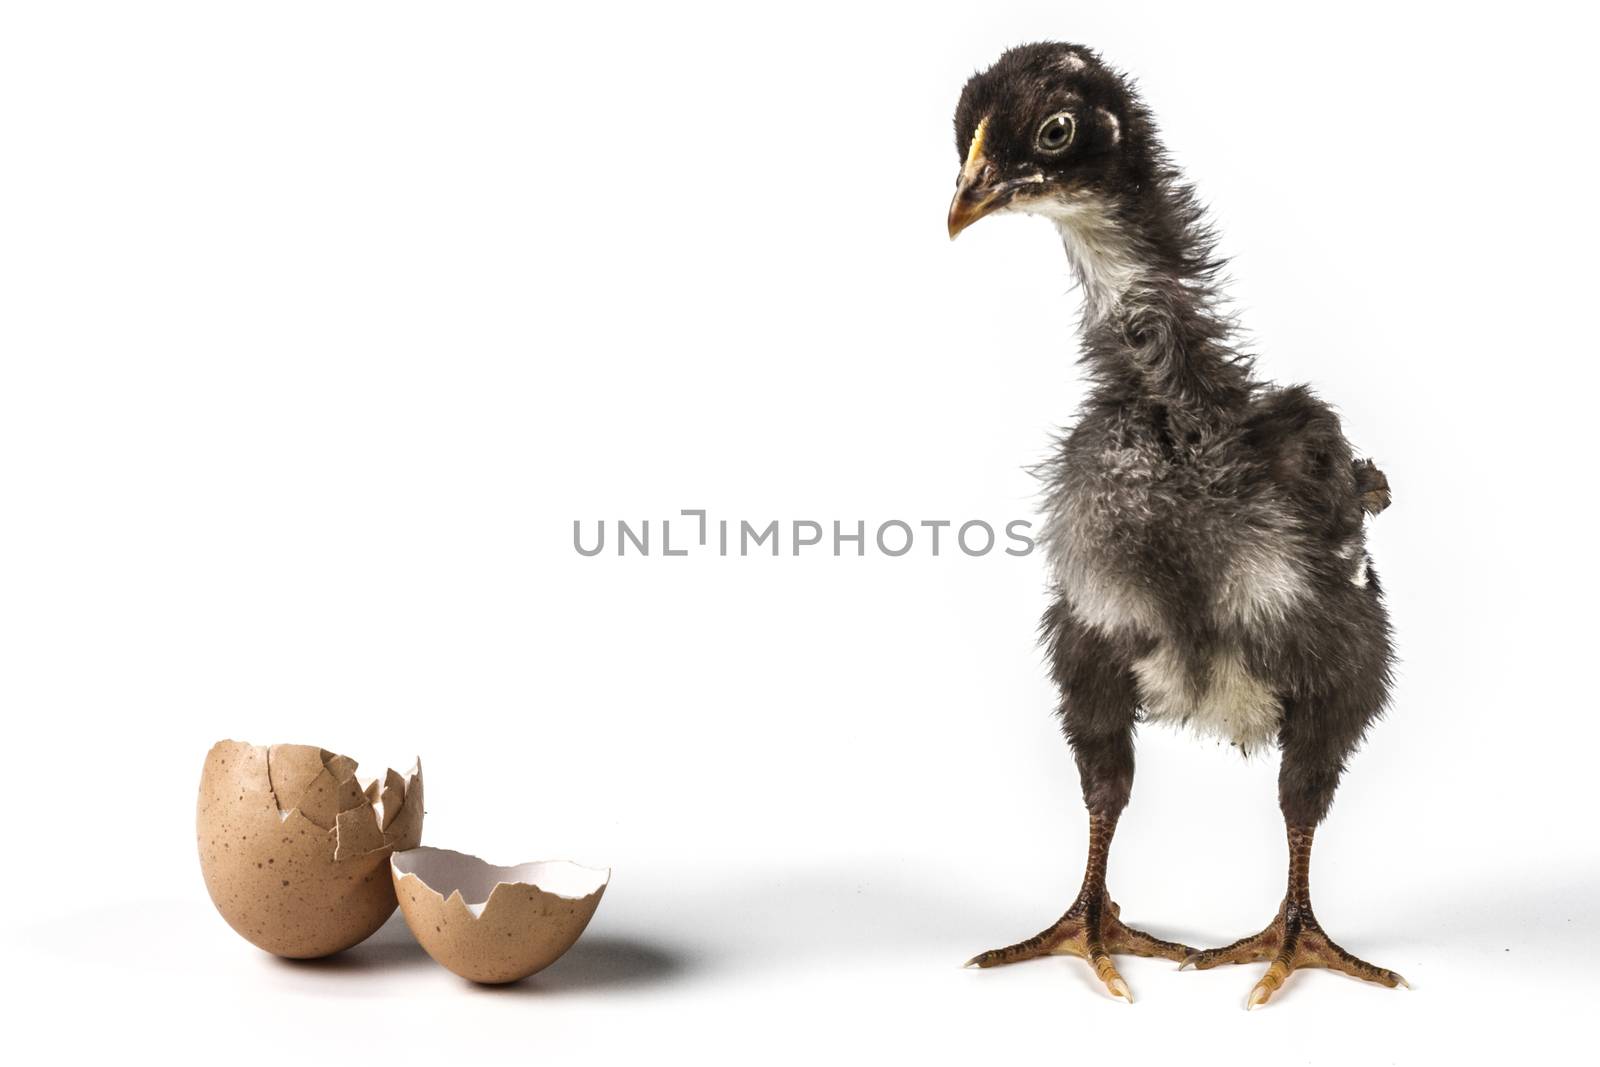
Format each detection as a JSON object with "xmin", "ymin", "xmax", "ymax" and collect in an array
[
  {"xmin": 392, "ymin": 846, "xmax": 609, "ymax": 984},
  {"xmin": 196, "ymin": 740, "xmax": 424, "ymax": 959}
]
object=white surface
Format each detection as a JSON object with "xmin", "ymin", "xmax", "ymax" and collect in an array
[{"xmin": 3, "ymin": 2, "xmax": 1596, "ymax": 1063}]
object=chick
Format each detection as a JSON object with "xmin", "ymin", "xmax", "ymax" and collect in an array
[{"xmin": 951, "ymin": 43, "xmax": 1403, "ymax": 1008}]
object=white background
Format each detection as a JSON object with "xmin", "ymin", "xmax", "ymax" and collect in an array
[{"xmin": 4, "ymin": 2, "xmax": 1596, "ymax": 1062}]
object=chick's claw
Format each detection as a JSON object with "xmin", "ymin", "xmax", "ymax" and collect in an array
[
  {"xmin": 1184, "ymin": 903, "xmax": 1406, "ymax": 1009},
  {"xmin": 967, "ymin": 892, "xmax": 1191, "ymax": 1002}
]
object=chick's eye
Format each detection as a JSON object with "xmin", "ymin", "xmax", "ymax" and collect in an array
[{"xmin": 1036, "ymin": 111, "xmax": 1075, "ymax": 154}]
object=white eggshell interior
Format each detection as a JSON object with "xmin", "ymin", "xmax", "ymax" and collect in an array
[{"xmin": 393, "ymin": 846, "xmax": 609, "ymax": 916}]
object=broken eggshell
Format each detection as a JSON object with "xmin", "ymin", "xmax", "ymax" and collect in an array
[
  {"xmin": 197, "ymin": 740, "xmax": 423, "ymax": 958},
  {"xmin": 392, "ymin": 846, "xmax": 609, "ymax": 984}
]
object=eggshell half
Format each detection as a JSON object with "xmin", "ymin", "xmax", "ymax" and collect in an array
[
  {"xmin": 197, "ymin": 740, "xmax": 424, "ymax": 958},
  {"xmin": 392, "ymin": 846, "xmax": 609, "ymax": 984}
]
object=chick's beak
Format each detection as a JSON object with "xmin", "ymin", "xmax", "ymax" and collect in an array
[
  {"xmin": 948, "ymin": 157, "xmax": 1008, "ymax": 240},
  {"xmin": 948, "ymin": 167, "xmax": 1006, "ymax": 240},
  {"xmin": 948, "ymin": 118, "xmax": 1009, "ymax": 240}
]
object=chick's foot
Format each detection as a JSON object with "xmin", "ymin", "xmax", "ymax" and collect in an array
[
  {"xmin": 1182, "ymin": 899, "xmax": 1407, "ymax": 1007},
  {"xmin": 966, "ymin": 894, "xmax": 1191, "ymax": 1003}
]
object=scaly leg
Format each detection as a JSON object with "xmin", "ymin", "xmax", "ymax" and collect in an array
[
  {"xmin": 966, "ymin": 810, "xmax": 1192, "ymax": 1002},
  {"xmin": 1182, "ymin": 824, "xmax": 1406, "ymax": 1008}
]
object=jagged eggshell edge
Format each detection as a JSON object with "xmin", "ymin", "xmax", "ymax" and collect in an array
[
  {"xmin": 197, "ymin": 740, "xmax": 423, "ymax": 958},
  {"xmin": 391, "ymin": 846, "xmax": 608, "ymax": 984}
]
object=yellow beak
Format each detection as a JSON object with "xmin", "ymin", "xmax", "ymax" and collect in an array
[
  {"xmin": 948, "ymin": 177, "xmax": 1007, "ymax": 239},
  {"xmin": 948, "ymin": 116, "xmax": 1005, "ymax": 239}
]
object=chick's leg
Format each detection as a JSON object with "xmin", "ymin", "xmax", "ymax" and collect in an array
[
  {"xmin": 1182, "ymin": 824, "xmax": 1406, "ymax": 1007},
  {"xmin": 967, "ymin": 606, "xmax": 1191, "ymax": 1000},
  {"xmin": 966, "ymin": 808, "xmax": 1192, "ymax": 1002},
  {"xmin": 1183, "ymin": 695, "xmax": 1406, "ymax": 1008}
]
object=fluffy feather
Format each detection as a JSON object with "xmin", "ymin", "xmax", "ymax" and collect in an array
[{"xmin": 956, "ymin": 43, "xmax": 1394, "ymax": 817}]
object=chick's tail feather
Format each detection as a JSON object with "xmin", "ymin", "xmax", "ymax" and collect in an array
[{"xmin": 1354, "ymin": 458, "xmax": 1391, "ymax": 517}]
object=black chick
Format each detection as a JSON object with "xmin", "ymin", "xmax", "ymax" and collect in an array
[{"xmin": 949, "ymin": 43, "xmax": 1403, "ymax": 1007}]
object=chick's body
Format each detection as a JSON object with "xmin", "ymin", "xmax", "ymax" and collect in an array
[
  {"xmin": 951, "ymin": 43, "xmax": 1404, "ymax": 1008},
  {"xmin": 1048, "ymin": 385, "xmax": 1387, "ymax": 753}
]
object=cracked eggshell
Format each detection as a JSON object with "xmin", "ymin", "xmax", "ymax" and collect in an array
[
  {"xmin": 392, "ymin": 846, "xmax": 609, "ymax": 984},
  {"xmin": 197, "ymin": 740, "xmax": 424, "ymax": 958}
]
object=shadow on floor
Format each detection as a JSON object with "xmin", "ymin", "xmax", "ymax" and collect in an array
[
  {"xmin": 265, "ymin": 912, "xmax": 434, "ymax": 975},
  {"xmin": 466, "ymin": 933, "xmax": 689, "ymax": 995}
]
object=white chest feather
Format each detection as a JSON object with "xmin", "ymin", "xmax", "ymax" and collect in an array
[
  {"xmin": 1214, "ymin": 538, "xmax": 1310, "ymax": 628},
  {"xmin": 1132, "ymin": 643, "xmax": 1281, "ymax": 751}
]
